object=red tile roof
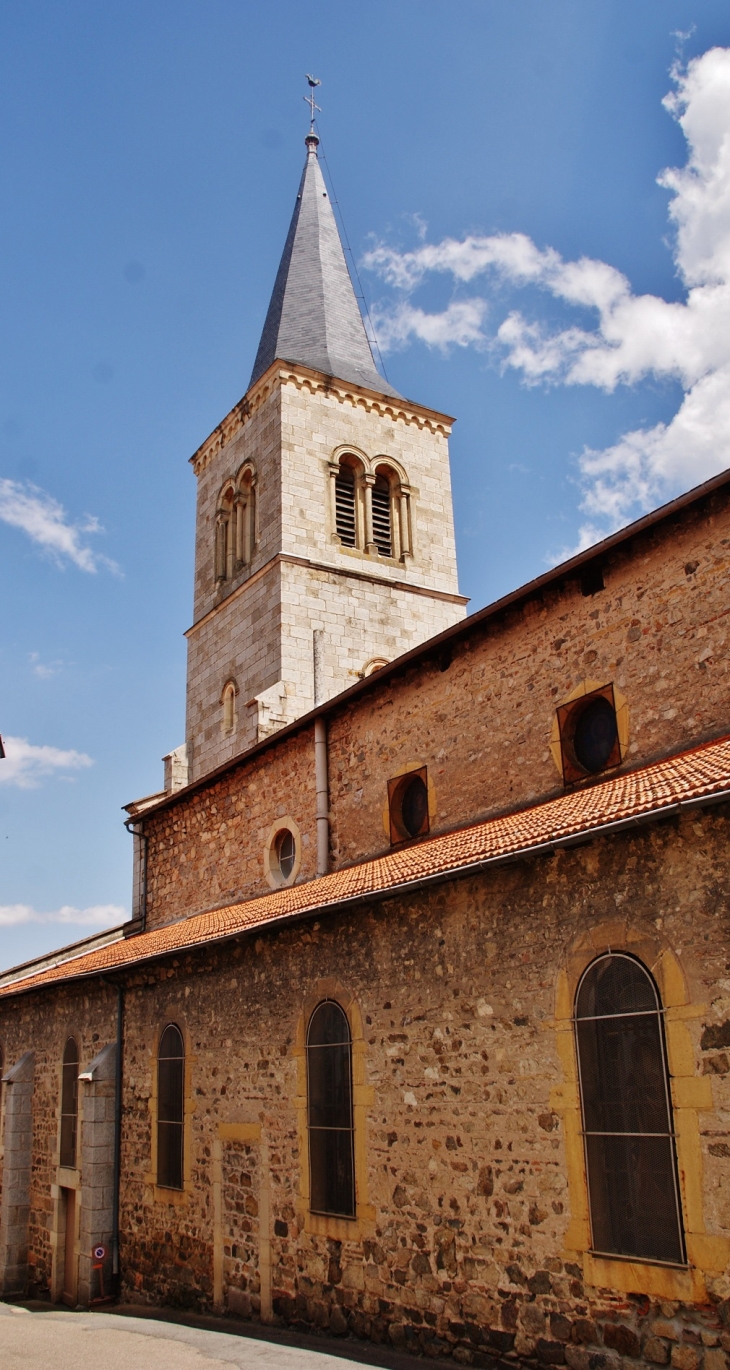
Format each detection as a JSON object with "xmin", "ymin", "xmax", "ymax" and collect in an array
[{"xmin": 4, "ymin": 735, "xmax": 730, "ymax": 998}]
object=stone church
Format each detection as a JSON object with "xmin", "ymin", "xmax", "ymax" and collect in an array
[{"xmin": 1, "ymin": 123, "xmax": 730, "ymax": 1370}]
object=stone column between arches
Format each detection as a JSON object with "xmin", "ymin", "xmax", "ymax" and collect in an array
[{"xmin": 0, "ymin": 1050, "xmax": 35, "ymax": 1296}]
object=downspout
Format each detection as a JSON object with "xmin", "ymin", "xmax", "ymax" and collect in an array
[
  {"xmin": 112, "ymin": 981, "xmax": 124, "ymax": 1294},
  {"xmin": 314, "ymin": 717, "xmax": 329, "ymax": 877},
  {"xmin": 123, "ymin": 818, "xmax": 147, "ymax": 932}
]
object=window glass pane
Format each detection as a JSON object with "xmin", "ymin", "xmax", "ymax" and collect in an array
[
  {"xmin": 585, "ymin": 1134, "xmax": 684, "ymax": 1264},
  {"xmin": 401, "ymin": 776, "xmax": 428, "ymax": 837},
  {"xmin": 577, "ymin": 1014, "xmax": 671, "ymax": 1135},
  {"xmin": 576, "ymin": 955, "xmax": 684, "ymax": 1264},
  {"xmin": 306, "ymin": 1002, "xmax": 355, "ymax": 1218},
  {"xmin": 157, "ymin": 1025, "xmax": 184, "ymax": 1188},
  {"xmin": 309, "ymin": 1125, "xmax": 355, "ymax": 1218},
  {"xmin": 573, "ymin": 697, "xmax": 618, "ymax": 773},
  {"xmin": 158, "ymin": 1121, "xmax": 184, "ymax": 1190},
  {"xmin": 60, "ymin": 1038, "xmax": 79, "ymax": 1168},
  {"xmin": 307, "ymin": 1043, "xmax": 352, "ymax": 1128}
]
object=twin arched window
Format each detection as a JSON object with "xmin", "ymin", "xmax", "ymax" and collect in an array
[
  {"xmin": 332, "ymin": 456, "xmax": 410, "ymax": 561},
  {"xmin": 216, "ymin": 467, "xmax": 256, "ymax": 584},
  {"xmin": 60, "ymin": 1037, "xmax": 79, "ymax": 1168},
  {"xmin": 306, "ymin": 1001, "xmax": 355, "ymax": 1218},
  {"xmin": 157, "ymin": 1024, "xmax": 184, "ymax": 1190},
  {"xmin": 576, "ymin": 953, "xmax": 685, "ymax": 1265}
]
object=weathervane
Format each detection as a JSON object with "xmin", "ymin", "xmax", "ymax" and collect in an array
[{"xmin": 304, "ymin": 74, "xmax": 321, "ymax": 131}]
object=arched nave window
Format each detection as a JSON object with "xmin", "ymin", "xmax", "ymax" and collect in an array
[
  {"xmin": 306, "ymin": 1000, "xmax": 355, "ymax": 1218},
  {"xmin": 575, "ymin": 953, "xmax": 685, "ymax": 1264},
  {"xmin": 157, "ymin": 1024, "xmax": 184, "ymax": 1190},
  {"xmin": 59, "ymin": 1036, "xmax": 79, "ymax": 1168}
]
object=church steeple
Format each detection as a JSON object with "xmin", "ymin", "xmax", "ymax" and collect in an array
[{"xmin": 249, "ymin": 130, "xmax": 401, "ymax": 399}]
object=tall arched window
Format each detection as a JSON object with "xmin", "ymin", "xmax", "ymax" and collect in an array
[
  {"xmin": 235, "ymin": 467, "xmax": 256, "ymax": 568},
  {"xmin": 157, "ymin": 1024, "xmax": 184, "ymax": 1190},
  {"xmin": 60, "ymin": 1037, "xmax": 79, "ymax": 1168},
  {"xmin": 335, "ymin": 463, "xmax": 357, "ymax": 546},
  {"xmin": 576, "ymin": 953, "xmax": 684, "ymax": 1264},
  {"xmin": 371, "ymin": 474, "xmax": 393, "ymax": 557},
  {"xmin": 306, "ymin": 1001, "xmax": 355, "ymax": 1218}
]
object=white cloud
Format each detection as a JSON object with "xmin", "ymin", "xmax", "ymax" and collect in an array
[
  {"xmin": 363, "ymin": 46, "xmax": 730, "ymax": 537},
  {"xmin": 0, "ymin": 735, "xmax": 93, "ymax": 789},
  {"xmin": 0, "ymin": 478, "xmax": 119, "ymax": 573},
  {"xmin": 0, "ymin": 903, "xmax": 125, "ymax": 928}
]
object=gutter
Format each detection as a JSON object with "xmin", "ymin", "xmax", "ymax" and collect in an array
[
  {"xmin": 8, "ymin": 783, "xmax": 730, "ymax": 1001},
  {"xmin": 123, "ymin": 817, "xmax": 148, "ymax": 933}
]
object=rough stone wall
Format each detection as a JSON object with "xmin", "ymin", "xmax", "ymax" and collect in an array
[
  {"xmin": 0, "ymin": 1051, "xmax": 34, "ymax": 1294},
  {"xmin": 114, "ymin": 807, "xmax": 730, "ymax": 1359},
  {"xmin": 144, "ymin": 721, "xmax": 318, "ymax": 929},
  {"xmin": 0, "ymin": 988, "xmax": 118, "ymax": 1299},
  {"xmin": 150, "ymin": 484, "xmax": 730, "ymax": 928},
  {"xmin": 327, "ymin": 486, "xmax": 730, "ymax": 868},
  {"xmin": 185, "ymin": 371, "xmax": 465, "ymax": 782},
  {"xmin": 1, "ymin": 807, "xmax": 730, "ymax": 1348}
]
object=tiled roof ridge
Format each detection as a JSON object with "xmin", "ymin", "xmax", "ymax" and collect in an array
[{"xmin": 5, "ymin": 732, "xmax": 730, "ymax": 999}]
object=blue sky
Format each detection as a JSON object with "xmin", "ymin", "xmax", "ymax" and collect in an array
[{"xmin": 2, "ymin": 1, "xmax": 730, "ymax": 969}]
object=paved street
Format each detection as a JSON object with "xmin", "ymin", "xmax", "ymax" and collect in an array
[{"xmin": 0, "ymin": 1303, "xmax": 386, "ymax": 1370}]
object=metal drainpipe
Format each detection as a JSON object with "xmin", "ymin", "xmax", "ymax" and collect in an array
[
  {"xmin": 123, "ymin": 818, "xmax": 147, "ymax": 931},
  {"xmin": 314, "ymin": 717, "xmax": 329, "ymax": 876},
  {"xmin": 111, "ymin": 981, "xmax": 124, "ymax": 1292}
]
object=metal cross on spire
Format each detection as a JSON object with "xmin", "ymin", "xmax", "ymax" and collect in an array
[{"xmin": 304, "ymin": 74, "xmax": 321, "ymax": 131}]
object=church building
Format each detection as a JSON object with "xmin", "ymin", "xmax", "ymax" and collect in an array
[{"xmin": 1, "ymin": 120, "xmax": 730, "ymax": 1370}]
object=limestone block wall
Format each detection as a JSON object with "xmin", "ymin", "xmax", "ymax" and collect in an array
[
  {"xmin": 78, "ymin": 1042, "xmax": 117, "ymax": 1305},
  {"xmin": 0, "ymin": 1051, "xmax": 34, "ymax": 1294},
  {"xmin": 184, "ymin": 368, "xmax": 465, "ymax": 782}
]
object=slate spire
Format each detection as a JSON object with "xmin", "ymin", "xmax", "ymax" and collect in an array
[{"xmin": 249, "ymin": 131, "xmax": 401, "ymax": 398}]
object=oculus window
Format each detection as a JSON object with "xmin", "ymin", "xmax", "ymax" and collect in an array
[
  {"xmin": 60, "ymin": 1036, "xmax": 79, "ymax": 1169},
  {"xmin": 157, "ymin": 1024, "xmax": 184, "ymax": 1190},
  {"xmin": 306, "ymin": 1000, "xmax": 355, "ymax": 1218},
  {"xmin": 575, "ymin": 953, "xmax": 685, "ymax": 1265},
  {"xmin": 557, "ymin": 684, "xmax": 621, "ymax": 783},
  {"xmin": 388, "ymin": 767, "xmax": 430, "ymax": 844}
]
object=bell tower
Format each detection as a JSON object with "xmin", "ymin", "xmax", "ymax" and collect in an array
[{"xmin": 184, "ymin": 123, "xmax": 467, "ymax": 784}]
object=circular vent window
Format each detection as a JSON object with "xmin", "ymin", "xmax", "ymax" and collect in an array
[
  {"xmin": 276, "ymin": 828, "xmax": 296, "ymax": 880},
  {"xmin": 401, "ymin": 775, "xmax": 429, "ymax": 838},
  {"xmin": 573, "ymin": 696, "xmax": 618, "ymax": 774}
]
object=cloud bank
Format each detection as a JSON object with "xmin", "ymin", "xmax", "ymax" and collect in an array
[
  {"xmin": 0, "ymin": 903, "xmax": 126, "ymax": 929},
  {"xmin": 363, "ymin": 47, "xmax": 730, "ymax": 540},
  {"xmin": 0, "ymin": 735, "xmax": 93, "ymax": 789},
  {"xmin": 0, "ymin": 478, "xmax": 118, "ymax": 572}
]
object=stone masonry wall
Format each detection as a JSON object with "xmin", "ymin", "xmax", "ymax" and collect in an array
[
  {"xmin": 2, "ymin": 806, "xmax": 729, "ymax": 1359},
  {"xmin": 151, "ymin": 482, "xmax": 730, "ymax": 929},
  {"xmin": 0, "ymin": 987, "xmax": 118, "ymax": 1299}
]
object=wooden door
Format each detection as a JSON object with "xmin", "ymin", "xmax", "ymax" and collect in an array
[{"xmin": 62, "ymin": 1187, "xmax": 77, "ymax": 1305}]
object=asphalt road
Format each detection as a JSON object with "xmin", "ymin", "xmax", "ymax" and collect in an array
[{"xmin": 0, "ymin": 1303, "xmax": 388, "ymax": 1370}]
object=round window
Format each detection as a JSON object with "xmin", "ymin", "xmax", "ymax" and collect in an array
[
  {"xmin": 276, "ymin": 829, "xmax": 296, "ymax": 880},
  {"xmin": 401, "ymin": 775, "xmax": 429, "ymax": 838},
  {"xmin": 573, "ymin": 696, "xmax": 618, "ymax": 774}
]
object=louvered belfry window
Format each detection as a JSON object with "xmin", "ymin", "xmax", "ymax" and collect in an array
[
  {"xmin": 60, "ymin": 1037, "xmax": 79, "ymax": 1168},
  {"xmin": 306, "ymin": 1000, "xmax": 356, "ymax": 1218},
  {"xmin": 335, "ymin": 466, "xmax": 356, "ymax": 547},
  {"xmin": 576, "ymin": 953, "xmax": 685, "ymax": 1265},
  {"xmin": 371, "ymin": 476, "xmax": 392, "ymax": 556},
  {"xmin": 157, "ymin": 1024, "xmax": 184, "ymax": 1190}
]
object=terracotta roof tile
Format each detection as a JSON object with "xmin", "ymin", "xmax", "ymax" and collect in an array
[{"xmin": 4, "ymin": 735, "xmax": 730, "ymax": 998}]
